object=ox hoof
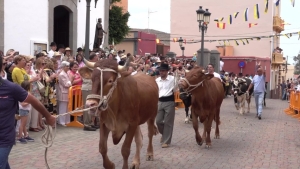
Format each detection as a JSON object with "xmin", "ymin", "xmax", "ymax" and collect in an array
[
  {"xmin": 205, "ymin": 145, "xmax": 211, "ymax": 149},
  {"xmin": 130, "ymin": 163, "xmax": 140, "ymax": 169},
  {"xmin": 197, "ymin": 141, "xmax": 203, "ymax": 146},
  {"xmin": 214, "ymin": 135, "xmax": 220, "ymax": 139},
  {"xmin": 146, "ymin": 155, "xmax": 154, "ymax": 161}
]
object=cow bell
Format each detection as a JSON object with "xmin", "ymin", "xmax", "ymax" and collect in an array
[{"xmin": 83, "ymin": 58, "xmax": 95, "ymax": 69}]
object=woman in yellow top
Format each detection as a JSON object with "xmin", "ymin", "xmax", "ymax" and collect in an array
[{"xmin": 12, "ymin": 55, "xmax": 39, "ymax": 85}]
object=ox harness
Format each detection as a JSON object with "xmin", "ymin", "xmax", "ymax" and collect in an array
[
  {"xmin": 86, "ymin": 67, "xmax": 120, "ymax": 112},
  {"xmin": 179, "ymin": 78, "xmax": 205, "ymax": 94}
]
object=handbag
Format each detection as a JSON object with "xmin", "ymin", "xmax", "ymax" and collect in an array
[{"xmin": 36, "ymin": 81, "xmax": 45, "ymax": 94}]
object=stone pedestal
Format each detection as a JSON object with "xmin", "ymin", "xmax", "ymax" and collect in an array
[
  {"xmin": 197, "ymin": 48, "xmax": 210, "ymax": 68},
  {"xmin": 210, "ymin": 50, "xmax": 220, "ymax": 73}
]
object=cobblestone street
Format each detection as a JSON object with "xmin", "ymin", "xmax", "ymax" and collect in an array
[{"xmin": 9, "ymin": 98, "xmax": 300, "ymax": 169}]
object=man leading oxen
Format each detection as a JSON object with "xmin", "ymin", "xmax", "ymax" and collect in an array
[
  {"xmin": 178, "ymin": 66, "xmax": 224, "ymax": 149},
  {"xmin": 82, "ymin": 56, "xmax": 159, "ymax": 169},
  {"xmin": 232, "ymin": 73, "xmax": 253, "ymax": 115}
]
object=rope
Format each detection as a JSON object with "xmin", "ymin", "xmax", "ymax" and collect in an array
[
  {"xmin": 41, "ymin": 106, "xmax": 99, "ymax": 169},
  {"xmin": 180, "ymin": 78, "xmax": 205, "ymax": 94}
]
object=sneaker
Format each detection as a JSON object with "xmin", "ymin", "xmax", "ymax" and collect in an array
[
  {"xmin": 24, "ymin": 136, "xmax": 35, "ymax": 142},
  {"xmin": 17, "ymin": 138, "xmax": 27, "ymax": 144}
]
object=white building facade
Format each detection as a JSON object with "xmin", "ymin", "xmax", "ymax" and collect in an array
[{"xmin": 0, "ymin": 0, "xmax": 105, "ymax": 55}]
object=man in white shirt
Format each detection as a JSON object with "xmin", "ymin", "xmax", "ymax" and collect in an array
[
  {"xmin": 155, "ymin": 63, "xmax": 175, "ymax": 148},
  {"xmin": 206, "ymin": 63, "xmax": 222, "ymax": 81},
  {"xmin": 48, "ymin": 42, "xmax": 57, "ymax": 58},
  {"xmin": 220, "ymin": 58, "xmax": 224, "ymax": 72}
]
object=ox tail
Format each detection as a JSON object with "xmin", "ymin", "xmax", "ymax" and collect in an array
[{"xmin": 214, "ymin": 109, "xmax": 221, "ymax": 125}]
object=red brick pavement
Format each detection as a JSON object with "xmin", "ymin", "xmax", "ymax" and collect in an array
[{"xmin": 8, "ymin": 98, "xmax": 300, "ymax": 169}]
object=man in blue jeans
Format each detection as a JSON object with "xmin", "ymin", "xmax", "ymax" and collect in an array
[
  {"xmin": 0, "ymin": 54, "xmax": 56, "ymax": 169},
  {"xmin": 247, "ymin": 66, "xmax": 266, "ymax": 120}
]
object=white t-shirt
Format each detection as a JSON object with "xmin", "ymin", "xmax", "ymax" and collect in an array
[
  {"xmin": 19, "ymin": 102, "xmax": 32, "ymax": 111},
  {"xmin": 48, "ymin": 50, "xmax": 55, "ymax": 58},
  {"xmin": 206, "ymin": 72, "xmax": 222, "ymax": 81},
  {"xmin": 220, "ymin": 61, "xmax": 224, "ymax": 71}
]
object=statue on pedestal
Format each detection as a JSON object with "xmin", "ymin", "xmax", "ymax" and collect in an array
[{"xmin": 93, "ymin": 18, "xmax": 107, "ymax": 50}]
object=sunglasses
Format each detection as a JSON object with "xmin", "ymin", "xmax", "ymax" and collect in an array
[{"xmin": 42, "ymin": 63, "xmax": 46, "ymax": 66}]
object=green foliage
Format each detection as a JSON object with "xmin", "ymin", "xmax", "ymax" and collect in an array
[
  {"xmin": 293, "ymin": 53, "xmax": 300, "ymax": 74},
  {"xmin": 109, "ymin": 5, "xmax": 130, "ymax": 45}
]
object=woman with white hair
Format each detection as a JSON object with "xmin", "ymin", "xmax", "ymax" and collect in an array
[{"xmin": 57, "ymin": 61, "xmax": 72, "ymax": 126}]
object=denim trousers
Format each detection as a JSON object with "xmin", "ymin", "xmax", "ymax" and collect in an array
[
  {"xmin": 0, "ymin": 145, "xmax": 12, "ymax": 169},
  {"xmin": 254, "ymin": 92, "xmax": 264, "ymax": 116}
]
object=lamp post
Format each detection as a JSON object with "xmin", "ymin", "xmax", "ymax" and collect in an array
[
  {"xmin": 79, "ymin": 0, "xmax": 99, "ymax": 59},
  {"xmin": 196, "ymin": 6, "xmax": 211, "ymax": 67},
  {"xmin": 178, "ymin": 37, "xmax": 185, "ymax": 57}
]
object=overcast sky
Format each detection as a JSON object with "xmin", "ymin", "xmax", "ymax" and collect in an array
[{"xmin": 127, "ymin": 0, "xmax": 299, "ymax": 63}]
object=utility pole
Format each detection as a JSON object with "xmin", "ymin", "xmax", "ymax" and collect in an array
[{"xmin": 148, "ymin": 8, "xmax": 157, "ymax": 33}]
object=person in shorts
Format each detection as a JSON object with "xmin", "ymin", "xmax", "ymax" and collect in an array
[{"xmin": 17, "ymin": 81, "xmax": 34, "ymax": 144}]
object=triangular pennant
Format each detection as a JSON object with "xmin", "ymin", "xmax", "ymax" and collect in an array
[
  {"xmin": 228, "ymin": 15, "xmax": 232, "ymax": 24},
  {"xmin": 235, "ymin": 40, "xmax": 239, "ymax": 46},
  {"xmin": 249, "ymin": 23, "xmax": 258, "ymax": 28},
  {"xmin": 284, "ymin": 34, "xmax": 290, "ymax": 38},
  {"xmin": 234, "ymin": 12, "xmax": 239, "ymax": 18},
  {"xmin": 265, "ymin": 0, "xmax": 269, "ymax": 13},
  {"xmin": 254, "ymin": 4, "xmax": 260, "ymax": 19},
  {"xmin": 240, "ymin": 40, "xmax": 246, "ymax": 45},
  {"xmin": 217, "ymin": 23, "xmax": 226, "ymax": 29},
  {"xmin": 244, "ymin": 8, "xmax": 249, "ymax": 21}
]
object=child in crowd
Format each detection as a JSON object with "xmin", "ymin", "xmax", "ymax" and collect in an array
[{"xmin": 17, "ymin": 81, "xmax": 34, "ymax": 143}]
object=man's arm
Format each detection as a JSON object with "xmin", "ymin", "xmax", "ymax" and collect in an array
[
  {"xmin": 23, "ymin": 93, "xmax": 55, "ymax": 126},
  {"xmin": 247, "ymin": 83, "xmax": 253, "ymax": 92}
]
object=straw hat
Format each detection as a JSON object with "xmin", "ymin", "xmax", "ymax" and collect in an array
[
  {"xmin": 53, "ymin": 52, "xmax": 61, "ymax": 57},
  {"xmin": 25, "ymin": 55, "xmax": 34, "ymax": 62},
  {"xmin": 78, "ymin": 67, "xmax": 93, "ymax": 79},
  {"xmin": 65, "ymin": 47, "xmax": 72, "ymax": 51},
  {"xmin": 120, "ymin": 54, "xmax": 126, "ymax": 59}
]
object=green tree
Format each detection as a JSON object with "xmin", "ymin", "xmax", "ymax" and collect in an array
[
  {"xmin": 293, "ymin": 52, "xmax": 300, "ymax": 74},
  {"xmin": 109, "ymin": 3, "xmax": 130, "ymax": 45}
]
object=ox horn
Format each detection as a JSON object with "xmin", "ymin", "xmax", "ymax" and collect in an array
[
  {"xmin": 118, "ymin": 55, "xmax": 135, "ymax": 72},
  {"xmin": 83, "ymin": 58, "xmax": 95, "ymax": 69}
]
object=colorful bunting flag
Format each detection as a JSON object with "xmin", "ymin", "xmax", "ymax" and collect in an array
[
  {"xmin": 249, "ymin": 23, "xmax": 258, "ymax": 28},
  {"xmin": 228, "ymin": 15, "xmax": 232, "ymax": 24},
  {"xmin": 234, "ymin": 12, "xmax": 239, "ymax": 18},
  {"xmin": 281, "ymin": 22, "xmax": 291, "ymax": 26},
  {"xmin": 274, "ymin": 0, "xmax": 280, "ymax": 6},
  {"xmin": 291, "ymin": 0, "xmax": 295, "ymax": 7},
  {"xmin": 244, "ymin": 8, "xmax": 249, "ymax": 21},
  {"xmin": 217, "ymin": 23, "xmax": 226, "ymax": 29},
  {"xmin": 235, "ymin": 40, "xmax": 239, "ymax": 46},
  {"xmin": 265, "ymin": 0, "xmax": 269, "ymax": 13},
  {"xmin": 298, "ymin": 32, "xmax": 300, "ymax": 40},
  {"xmin": 284, "ymin": 34, "xmax": 290, "ymax": 38},
  {"xmin": 240, "ymin": 39, "xmax": 245, "ymax": 45},
  {"xmin": 219, "ymin": 17, "xmax": 224, "ymax": 22},
  {"xmin": 256, "ymin": 37, "xmax": 261, "ymax": 40},
  {"xmin": 254, "ymin": 4, "xmax": 260, "ymax": 19},
  {"xmin": 214, "ymin": 19, "xmax": 219, "ymax": 22},
  {"xmin": 245, "ymin": 39, "xmax": 249, "ymax": 44}
]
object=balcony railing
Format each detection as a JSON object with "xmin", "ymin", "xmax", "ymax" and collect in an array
[
  {"xmin": 273, "ymin": 16, "xmax": 284, "ymax": 33},
  {"xmin": 272, "ymin": 53, "xmax": 283, "ymax": 64}
]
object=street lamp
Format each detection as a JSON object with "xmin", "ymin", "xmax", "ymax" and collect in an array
[
  {"xmin": 196, "ymin": 6, "xmax": 211, "ymax": 66},
  {"xmin": 79, "ymin": 0, "xmax": 99, "ymax": 59},
  {"xmin": 178, "ymin": 37, "xmax": 185, "ymax": 57}
]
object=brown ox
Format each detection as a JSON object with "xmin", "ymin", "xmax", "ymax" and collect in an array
[
  {"xmin": 84, "ymin": 59, "xmax": 158, "ymax": 169},
  {"xmin": 178, "ymin": 67, "xmax": 224, "ymax": 148}
]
